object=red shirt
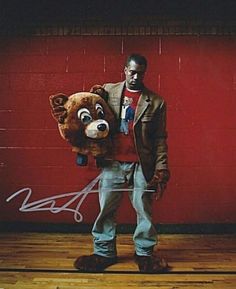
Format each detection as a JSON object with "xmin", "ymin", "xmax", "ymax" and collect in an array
[{"xmin": 112, "ymin": 88, "xmax": 141, "ymax": 162}]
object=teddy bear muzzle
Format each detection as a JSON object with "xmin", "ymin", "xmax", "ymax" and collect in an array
[{"xmin": 85, "ymin": 119, "xmax": 110, "ymax": 139}]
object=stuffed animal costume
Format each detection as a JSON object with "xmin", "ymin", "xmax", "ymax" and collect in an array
[{"xmin": 49, "ymin": 87, "xmax": 115, "ymax": 165}]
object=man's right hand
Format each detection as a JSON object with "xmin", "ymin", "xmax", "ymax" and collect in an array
[{"xmin": 147, "ymin": 169, "xmax": 170, "ymax": 200}]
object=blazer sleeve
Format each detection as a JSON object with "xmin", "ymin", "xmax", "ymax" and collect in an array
[{"xmin": 154, "ymin": 100, "xmax": 169, "ymax": 171}]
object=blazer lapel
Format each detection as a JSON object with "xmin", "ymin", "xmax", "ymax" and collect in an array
[{"xmin": 134, "ymin": 88, "xmax": 151, "ymax": 125}]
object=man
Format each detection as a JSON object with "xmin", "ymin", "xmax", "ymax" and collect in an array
[{"xmin": 74, "ymin": 53, "xmax": 170, "ymax": 273}]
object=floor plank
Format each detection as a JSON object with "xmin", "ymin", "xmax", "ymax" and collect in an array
[
  {"xmin": 0, "ymin": 272, "xmax": 236, "ymax": 289},
  {"xmin": 0, "ymin": 233, "xmax": 235, "ymax": 272},
  {"xmin": 0, "ymin": 233, "xmax": 235, "ymax": 288}
]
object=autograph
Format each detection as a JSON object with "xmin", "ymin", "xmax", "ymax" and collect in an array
[
  {"xmin": 6, "ymin": 174, "xmax": 102, "ymax": 223},
  {"xmin": 6, "ymin": 174, "xmax": 155, "ymax": 223}
]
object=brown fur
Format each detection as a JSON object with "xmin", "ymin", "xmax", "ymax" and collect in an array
[{"xmin": 49, "ymin": 91, "xmax": 115, "ymax": 158}]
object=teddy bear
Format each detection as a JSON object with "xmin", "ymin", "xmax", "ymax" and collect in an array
[
  {"xmin": 49, "ymin": 86, "xmax": 115, "ymax": 166},
  {"xmin": 120, "ymin": 96, "xmax": 135, "ymax": 135}
]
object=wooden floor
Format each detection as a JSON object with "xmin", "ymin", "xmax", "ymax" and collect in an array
[{"xmin": 0, "ymin": 233, "xmax": 235, "ymax": 288}]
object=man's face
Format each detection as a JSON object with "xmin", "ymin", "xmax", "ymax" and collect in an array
[{"xmin": 124, "ymin": 60, "xmax": 146, "ymax": 90}]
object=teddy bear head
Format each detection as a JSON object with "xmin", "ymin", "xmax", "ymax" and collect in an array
[
  {"xmin": 49, "ymin": 87, "xmax": 115, "ymax": 159},
  {"xmin": 123, "ymin": 96, "xmax": 133, "ymax": 106}
]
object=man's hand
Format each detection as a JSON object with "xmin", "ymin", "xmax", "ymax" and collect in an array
[{"xmin": 147, "ymin": 170, "xmax": 170, "ymax": 200}]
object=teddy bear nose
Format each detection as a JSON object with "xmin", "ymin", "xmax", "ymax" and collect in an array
[{"xmin": 97, "ymin": 123, "xmax": 107, "ymax": 131}]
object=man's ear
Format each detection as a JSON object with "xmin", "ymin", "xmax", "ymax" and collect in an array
[
  {"xmin": 90, "ymin": 85, "xmax": 108, "ymax": 102},
  {"xmin": 49, "ymin": 93, "xmax": 68, "ymax": 124}
]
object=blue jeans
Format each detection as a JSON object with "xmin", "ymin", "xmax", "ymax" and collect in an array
[
  {"xmin": 120, "ymin": 119, "xmax": 129, "ymax": 134},
  {"xmin": 92, "ymin": 161, "xmax": 157, "ymax": 257}
]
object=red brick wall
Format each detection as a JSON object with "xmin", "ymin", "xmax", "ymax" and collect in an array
[{"xmin": 0, "ymin": 35, "xmax": 236, "ymax": 224}]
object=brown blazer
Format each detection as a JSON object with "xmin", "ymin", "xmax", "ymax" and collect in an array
[{"xmin": 104, "ymin": 81, "xmax": 168, "ymax": 182}]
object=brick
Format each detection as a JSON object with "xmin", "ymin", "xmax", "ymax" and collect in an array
[
  {"xmin": 0, "ymin": 74, "xmax": 10, "ymax": 90},
  {"xmin": 117, "ymin": 194, "xmax": 136, "ymax": 223},
  {"xmin": 46, "ymin": 36, "xmax": 85, "ymax": 54},
  {"xmin": 177, "ymin": 54, "xmax": 201, "ymax": 73},
  {"xmin": 200, "ymin": 148, "xmax": 235, "ymax": 166},
  {"xmin": 1, "ymin": 55, "xmax": 67, "ymax": 73},
  {"xmin": 169, "ymin": 128, "xmax": 204, "ymax": 149},
  {"xmin": 0, "ymin": 145, "xmax": 107, "ymax": 168},
  {"xmin": 0, "ymin": 147, "xmax": 74, "ymax": 168},
  {"xmin": 0, "ymin": 90, "xmax": 51, "ymax": 111},
  {"xmin": 199, "ymin": 53, "xmax": 236, "ymax": 75},
  {"xmin": 160, "ymin": 72, "xmax": 205, "ymax": 112},
  {"xmin": 122, "ymin": 36, "xmax": 159, "ymax": 53},
  {"xmin": 0, "ymin": 129, "xmax": 65, "ymax": 148},
  {"xmin": 0, "ymin": 110, "xmax": 47, "ymax": 129},
  {"xmin": 104, "ymin": 55, "xmax": 126, "ymax": 73},
  {"xmin": 168, "ymin": 109, "xmax": 200, "ymax": 130},
  {"xmin": 199, "ymin": 36, "xmax": 236, "ymax": 75},
  {"xmin": 200, "ymin": 129, "xmax": 236, "ymax": 149},
  {"xmin": 68, "ymin": 54, "xmax": 105, "ymax": 73},
  {"xmin": 195, "ymin": 101, "xmax": 236, "ymax": 129},
  {"xmin": 29, "ymin": 37, "xmax": 48, "ymax": 55},
  {"xmin": 28, "ymin": 91, "xmax": 53, "ymax": 111},
  {"xmin": 168, "ymin": 166, "xmax": 199, "ymax": 187},
  {"xmin": 83, "ymin": 36, "xmax": 123, "ymax": 55},
  {"xmin": 195, "ymin": 166, "xmax": 236, "ymax": 187},
  {"xmin": 169, "ymin": 147, "xmax": 201, "ymax": 167},
  {"xmin": 10, "ymin": 73, "xmax": 46, "ymax": 91},
  {"xmin": 199, "ymin": 36, "xmax": 236, "ymax": 55},
  {"xmin": 152, "ymin": 186, "xmax": 203, "ymax": 223},
  {"xmin": 161, "ymin": 36, "xmax": 200, "ymax": 56},
  {"xmin": 83, "ymin": 72, "xmax": 122, "ymax": 91},
  {"xmin": 45, "ymin": 73, "xmax": 84, "ymax": 94},
  {"xmin": 0, "ymin": 164, "xmax": 100, "ymax": 186},
  {"xmin": 6, "ymin": 37, "xmax": 47, "ymax": 55},
  {"xmin": 0, "ymin": 54, "xmax": 9, "ymax": 73},
  {"xmin": 143, "ymin": 74, "xmax": 160, "ymax": 94},
  {"xmin": 156, "ymin": 55, "xmax": 180, "ymax": 73}
]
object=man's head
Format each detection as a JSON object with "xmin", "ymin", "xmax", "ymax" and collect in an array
[{"xmin": 124, "ymin": 54, "xmax": 147, "ymax": 90}]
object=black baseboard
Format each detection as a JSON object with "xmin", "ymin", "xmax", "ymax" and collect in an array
[{"xmin": 0, "ymin": 222, "xmax": 236, "ymax": 234}]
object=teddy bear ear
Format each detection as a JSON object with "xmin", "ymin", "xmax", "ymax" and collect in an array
[
  {"xmin": 49, "ymin": 93, "xmax": 69, "ymax": 124},
  {"xmin": 90, "ymin": 85, "xmax": 108, "ymax": 102}
]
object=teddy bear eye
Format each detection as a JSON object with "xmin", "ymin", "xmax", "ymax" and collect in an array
[
  {"xmin": 77, "ymin": 108, "xmax": 93, "ymax": 124},
  {"xmin": 81, "ymin": 113, "xmax": 92, "ymax": 124},
  {"xmin": 95, "ymin": 103, "xmax": 105, "ymax": 119}
]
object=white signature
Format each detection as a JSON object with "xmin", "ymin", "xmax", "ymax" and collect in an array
[
  {"xmin": 6, "ymin": 174, "xmax": 155, "ymax": 223},
  {"xmin": 6, "ymin": 174, "xmax": 102, "ymax": 223}
]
